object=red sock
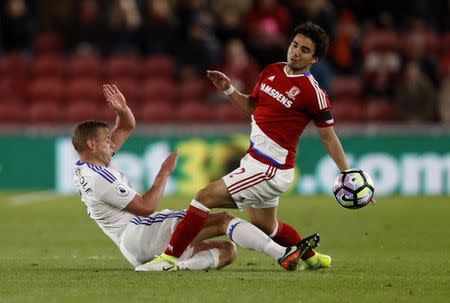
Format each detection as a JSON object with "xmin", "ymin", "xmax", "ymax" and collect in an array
[
  {"xmin": 164, "ymin": 204, "xmax": 209, "ymax": 257},
  {"xmin": 271, "ymin": 221, "xmax": 315, "ymax": 260}
]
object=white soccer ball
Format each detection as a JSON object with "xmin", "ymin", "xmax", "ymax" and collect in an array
[{"xmin": 333, "ymin": 169, "xmax": 375, "ymax": 209}]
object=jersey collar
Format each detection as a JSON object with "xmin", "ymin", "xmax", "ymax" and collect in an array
[{"xmin": 283, "ymin": 64, "xmax": 311, "ymax": 77}]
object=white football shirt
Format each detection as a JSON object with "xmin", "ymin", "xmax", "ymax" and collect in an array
[{"xmin": 74, "ymin": 160, "xmax": 136, "ymax": 246}]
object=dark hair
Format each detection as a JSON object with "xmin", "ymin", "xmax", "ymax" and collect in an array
[
  {"xmin": 290, "ymin": 22, "xmax": 329, "ymax": 59},
  {"xmin": 72, "ymin": 120, "xmax": 109, "ymax": 153}
]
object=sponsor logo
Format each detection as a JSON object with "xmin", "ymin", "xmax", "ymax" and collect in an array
[
  {"xmin": 267, "ymin": 75, "xmax": 275, "ymax": 81},
  {"xmin": 260, "ymin": 83, "xmax": 293, "ymax": 108}
]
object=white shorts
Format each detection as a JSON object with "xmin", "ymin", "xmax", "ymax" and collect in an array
[
  {"xmin": 118, "ymin": 209, "xmax": 194, "ymax": 267},
  {"xmin": 222, "ymin": 154, "xmax": 294, "ymax": 210}
]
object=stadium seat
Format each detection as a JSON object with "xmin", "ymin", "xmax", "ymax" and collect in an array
[
  {"xmin": 361, "ymin": 30, "xmax": 401, "ymax": 56},
  {"xmin": 28, "ymin": 77, "xmax": 64, "ymax": 102},
  {"xmin": 214, "ymin": 102, "xmax": 248, "ymax": 122},
  {"xmin": 64, "ymin": 102, "xmax": 99, "ymax": 122},
  {"xmin": 331, "ymin": 76, "xmax": 363, "ymax": 98},
  {"xmin": 107, "ymin": 77, "xmax": 140, "ymax": 103},
  {"xmin": 331, "ymin": 98, "xmax": 365, "ymax": 122},
  {"xmin": 0, "ymin": 97, "xmax": 25, "ymax": 123},
  {"xmin": 96, "ymin": 106, "xmax": 117, "ymax": 122},
  {"xmin": 177, "ymin": 79, "xmax": 208, "ymax": 101},
  {"xmin": 366, "ymin": 99, "xmax": 395, "ymax": 122},
  {"xmin": 441, "ymin": 54, "xmax": 450, "ymax": 77},
  {"xmin": 140, "ymin": 55, "xmax": 175, "ymax": 80},
  {"xmin": 27, "ymin": 101, "xmax": 62, "ymax": 123},
  {"xmin": 0, "ymin": 52, "xmax": 29, "ymax": 79},
  {"xmin": 441, "ymin": 32, "xmax": 450, "ymax": 55},
  {"xmin": 176, "ymin": 101, "xmax": 212, "ymax": 122},
  {"xmin": 140, "ymin": 78, "xmax": 176, "ymax": 103},
  {"xmin": 65, "ymin": 78, "xmax": 102, "ymax": 102},
  {"xmin": 0, "ymin": 80, "xmax": 17, "ymax": 98},
  {"xmin": 33, "ymin": 32, "xmax": 64, "ymax": 55},
  {"xmin": 31, "ymin": 55, "xmax": 65, "ymax": 78},
  {"xmin": 136, "ymin": 102, "xmax": 175, "ymax": 123},
  {"xmin": 66, "ymin": 55, "xmax": 103, "ymax": 79},
  {"xmin": 104, "ymin": 55, "xmax": 139, "ymax": 79}
]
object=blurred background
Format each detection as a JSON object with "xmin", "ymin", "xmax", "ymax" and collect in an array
[{"xmin": 0, "ymin": 0, "xmax": 449, "ymax": 197}]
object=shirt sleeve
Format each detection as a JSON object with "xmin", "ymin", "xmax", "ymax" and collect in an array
[
  {"xmin": 249, "ymin": 67, "xmax": 268, "ymax": 102},
  {"xmin": 306, "ymin": 81, "xmax": 334, "ymax": 127},
  {"xmin": 92, "ymin": 174, "xmax": 136, "ymax": 210}
]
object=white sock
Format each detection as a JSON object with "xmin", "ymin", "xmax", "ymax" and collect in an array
[
  {"xmin": 177, "ymin": 248, "xmax": 219, "ymax": 270},
  {"xmin": 226, "ymin": 218, "xmax": 286, "ymax": 260}
]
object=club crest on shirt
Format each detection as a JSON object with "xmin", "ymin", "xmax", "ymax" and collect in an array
[
  {"xmin": 286, "ymin": 86, "xmax": 300, "ymax": 99},
  {"xmin": 116, "ymin": 184, "xmax": 129, "ymax": 197}
]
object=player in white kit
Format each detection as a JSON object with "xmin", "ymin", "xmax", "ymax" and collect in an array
[
  {"xmin": 74, "ymin": 84, "xmax": 316, "ymax": 272},
  {"xmin": 72, "ymin": 84, "xmax": 238, "ymax": 271}
]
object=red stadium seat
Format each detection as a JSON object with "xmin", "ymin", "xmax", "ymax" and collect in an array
[
  {"xmin": 65, "ymin": 78, "xmax": 102, "ymax": 102},
  {"xmin": 31, "ymin": 55, "xmax": 65, "ymax": 78},
  {"xmin": 136, "ymin": 102, "xmax": 175, "ymax": 123},
  {"xmin": 66, "ymin": 55, "xmax": 103, "ymax": 79},
  {"xmin": 176, "ymin": 101, "xmax": 212, "ymax": 122},
  {"xmin": 331, "ymin": 98, "xmax": 365, "ymax": 122},
  {"xmin": 361, "ymin": 30, "xmax": 401, "ymax": 56},
  {"xmin": 96, "ymin": 106, "xmax": 117, "ymax": 122},
  {"xmin": 28, "ymin": 77, "xmax": 64, "ymax": 102},
  {"xmin": 33, "ymin": 32, "xmax": 64, "ymax": 55},
  {"xmin": 441, "ymin": 32, "xmax": 450, "ymax": 55},
  {"xmin": 0, "ymin": 97, "xmax": 25, "ymax": 123},
  {"xmin": 107, "ymin": 77, "xmax": 140, "ymax": 103},
  {"xmin": 214, "ymin": 102, "xmax": 248, "ymax": 122},
  {"xmin": 104, "ymin": 55, "xmax": 139, "ymax": 79},
  {"xmin": 64, "ymin": 102, "xmax": 99, "ymax": 122},
  {"xmin": 331, "ymin": 76, "xmax": 363, "ymax": 98},
  {"xmin": 366, "ymin": 99, "xmax": 395, "ymax": 122},
  {"xmin": 177, "ymin": 79, "xmax": 208, "ymax": 100},
  {"xmin": 140, "ymin": 55, "xmax": 175, "ymax": 80},
  {"xmin": 0, "ymin": 52, "xmax": 29, "ymax": 79},
  {"xmin": 140, "ymin": 78, "xmax": 176, "ymax": 103},
  {"xmin": 0, "ymin": 80, "xmax": 17, "ymax": 97},
  {"xmin": 27, "ymin": 102, "xmax": 62, "ymax": 123},
  {"xmin": 440, "ymin": 53, "xmax": 450, "ymax": 77}
]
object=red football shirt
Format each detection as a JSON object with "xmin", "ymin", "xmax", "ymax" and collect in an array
[{"xmin": 247, "ymin": 62, "xmax": 334, "ymax": 169}]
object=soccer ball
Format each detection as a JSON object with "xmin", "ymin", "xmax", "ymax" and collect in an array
[{"xmin": 333, "ymin": 169, "xmax": 375, "ymax": 209}]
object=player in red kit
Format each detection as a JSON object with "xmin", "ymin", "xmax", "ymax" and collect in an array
[{"xmin": 142, "ymin": 22, "xmax": 357, "ymax": 271}]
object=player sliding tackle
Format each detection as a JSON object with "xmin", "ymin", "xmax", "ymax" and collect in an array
[
  {"xmin": 72, "ymin": 84, "xmax": 317, "ymax": 271},
  {"xmin": 141, "ymin": 22, "xmax": 359, "ymax": 271}
]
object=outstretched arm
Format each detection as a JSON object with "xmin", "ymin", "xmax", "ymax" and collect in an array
[
  {"xmin": 124, "ymin": 152, "xmax": 178, "ymax": 216},
  {"xmin": 317, "ymin": 126, "xmax": 349, "ymax": 172},
  {"xmin": 103, "ymin": 84, "xmax": 136, "ymax": 152},
  {"xmin": 318, "ymin": 126, "xmax": 376, "ymax": 204},
  {"xmin": 206, "ymin": 70, "xmax": 256, "ymax": 115}
]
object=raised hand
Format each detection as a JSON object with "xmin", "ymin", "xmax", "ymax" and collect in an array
[
  {"xmin": 206, "ymin": 70, "xmax": 231, "ymax": 91},
  {"xmin": 160, "ymin": 151, "xmax": 179, "ymax": 176},
  {"xmin": 103, "ymin": 84, "xmax": 127, "ymax": 113}
]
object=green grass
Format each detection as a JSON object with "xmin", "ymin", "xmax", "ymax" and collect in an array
[{"xmin": 1, "ymin": 193, "xmax": 450, "ymax": 303}]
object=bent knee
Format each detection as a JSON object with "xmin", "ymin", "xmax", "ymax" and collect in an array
[
  {"xmin": 219, "ymin": 241, "xmax": 238, "ymax": 267},
  {"xmin": 251, "ymin": 220, "xmax": 276, "ymax": 236},
  {"xmin": 195, "ymin": 183, "xmax": 222, "ymax": 203},
  {"xmin": 216, "ymin": 211, "xmax": 235, "ymax": 233}
]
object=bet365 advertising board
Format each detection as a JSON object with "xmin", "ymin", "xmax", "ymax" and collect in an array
[{"xmin": 1, "ymin": 133, "xmax": 449, "ymax": 195}]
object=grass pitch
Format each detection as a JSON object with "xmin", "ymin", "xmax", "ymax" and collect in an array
[{"xmin": 1, "ymin": 193, "xmax": 449, "ymax": 303}]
